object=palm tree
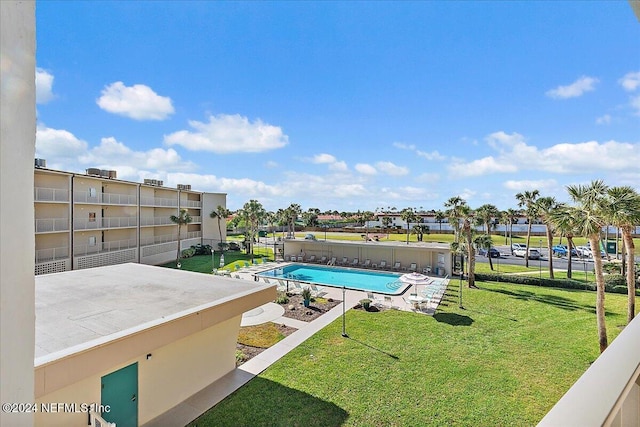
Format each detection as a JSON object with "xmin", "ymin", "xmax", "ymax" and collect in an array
[
  {"xmin": 504, "ymin": 208, "xmax": 519, "ymax": 249},
  {"xmin": 412, "ymin": 224, "xmax": 430, "ymax": 242},
  {"xmin": 382, "ymin": 215, "xmax": 392, "ymax": 238},
  {"xmin": 434, "ymin": 210, "xmax": 446, "ymax": 233},
  {"xmin": 400, "ymin": 207, "xmax": 418, "ymax": 244},
  {"xmin": 459, "ymin": 204, "xmax": 478, "ymax": 288},
  {"xmin": 567, "ymin": 180, "xmax": 609, "ymax": 353},
  {"xmin": 362, "ymin": 210, "xmax": 375, "ymax": 241},
  {"xmin": 549, "ymin": 204, "xmax": 578, "ymax": 279},
  {"xmin": 536, "ymin": 196, "xmax": 560, "ymax": 279},
  {"xmin": 286, "ymin": 203, "xmax": 301, "ymax": 238},
  {"xmin": 170, "ymin": 209, "xmax": 192, "ymax": 264},
  {"xmin": 239, "ymin": 199, "xmax": 266, "ymax": 260},
  {"xmin": 605, "ymin": 186, "xmax": 640, "ymax": 323},
  {"xmin": 475, "ymin": 204, "xmax": 499, "ymax": 234},
  {"xmin": 444, "ymin": 196, "xmax": 465, "ymax": 244},
  {"xmin": 474, "ymin": 234, "xmax": 495, "ymax": 271},
  {"xmin": 516, "ymin": 190, "xmax": 540, "ymax": 267},
  {"xmin": 209, "ymin": 205, "xmax": 231, "ymax": 248}
]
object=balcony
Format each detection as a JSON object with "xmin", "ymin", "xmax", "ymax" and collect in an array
[
  {"xmin": 185, "ymin": 231, "xmax": 202, "ymax": 239},
  {"xmin": 74, "ymin": 192, "xmax": 137, "ymax": 205},
  {"xmin": 73, "ymin": 238, "xmax": 137, "ymax": 257},
  {"xmin": 140, "ymin": 196, "xmax": 179, "ymax": 207},
  {"xmin": 35, "ymin": 218, "xmax": 69, "ymax": 233},
  {"xmin": 35, "ymin": 246, "xmax": 69, "ymax": 263},
  {"xmin": 182, "ymin": 199, "xmax": 202, "ymax": 208},
  {"xmin": 190, "ymin": 216, "xmax": 202, "ymax": 223},
  {"xmin": 34, "ymin": 187, "xmax": 69, "ymax": 203},
  {"xmin": 140, "ymin": 234, "xmax": 176, "ymax": 247},
  {"xmin": 74, "ymin": 216, "xmax": 138, "ymax": 230},
  {"xmin": 140, "ymin": 216, "xmax": 177, "ymax": 226}
]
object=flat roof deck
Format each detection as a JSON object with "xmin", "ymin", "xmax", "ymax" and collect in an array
[{"xmin": 35, "ymin": 263, "xmax": 270, "ymax": 364}]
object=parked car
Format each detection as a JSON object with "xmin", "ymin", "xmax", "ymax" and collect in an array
[
  {"xmin": 576, "ymin": 246, "xmax": 606, "ymax": 258},
  {"xmin": 478, "ymin": 247, "xmax": 501, "ymax": 258},
  {"xmin": 511, "ymin": 243, "xmax": 527, "ymax": 252},
  {"xmin": 552, "ymin": 245, "xmax": 578, "ymax": 257},
  {"xmin": 304, "ymin": 233, "xmax": 317, "ymax": 240},
  {"xmin": 513, "ymin": 248, "xmax": 541, "ymax": 260}
]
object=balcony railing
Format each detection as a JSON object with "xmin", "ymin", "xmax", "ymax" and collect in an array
[
  {"xmin": 186, "ymin": 231, "xmax": 202, "ymax": 239},
  {"xmin": 538, "ymin": 314, "xmax": 640, "ymax": 426},
  {"xmin": 190, "ymin": 216, "xmax": 202, "ymax": 223},
  {"xmin": 74, "ymin": 216, "xmax": 138, "ymax": 230},
  {"xmin": 35, "ymin": 218, "xmax": 69, "ymax": 233},
  {"xmin": 140, "ymin": 196, "xmax": 178, "ymax": 207},
  {"xmin": 140, "ymin": 234, "xmax": 176, "ymax": 247},
  {"xmin": 35, "ymin": 246, "xmax": 69, "ymax": 263},
  {"xmin": 74, "ymin": 192, "xmax": 137, "ymax": 205},
  {"xmin": 182, "ymin": 199, "xmax": 202, "ymax": 208},
  {"xmin": 34, "ymin": 187, "xmax": 69, "ymax": 202},
  {"xmin": 74, "ymin": 238, "xmax": 137, "ymax": 257},
  {"xmin": 140, "ymin": 216, "xmax": 176, "ymax": 226}
]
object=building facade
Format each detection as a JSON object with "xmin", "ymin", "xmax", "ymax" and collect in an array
[{"xmin": 34, "ymin": 164, "xmax": 227, "ymax": 275}]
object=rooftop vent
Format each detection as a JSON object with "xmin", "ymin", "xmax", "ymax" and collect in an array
[
  {"xmin": 177, "ymin": 184, "xmax": 191, "ymax": 190},
  {"xmin": 86, "ymin": 168, "xmax": 101, "ymax": 176},
  {"xmin": 144, "ymin": 179, "xmax": 164, "ymax": 187},
  {"xmin": 34, "ymin": 158, "xmax": 47, "ymax": 168}
]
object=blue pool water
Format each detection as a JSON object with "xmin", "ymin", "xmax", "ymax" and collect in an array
[{"xmin": 258, "ymin": 263, "xmax": 408, "ymax": 295}]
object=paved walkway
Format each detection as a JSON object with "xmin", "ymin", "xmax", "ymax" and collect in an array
[{"xmin": 143, "ymin": 263, "xmax": 448, "ymax": 427}]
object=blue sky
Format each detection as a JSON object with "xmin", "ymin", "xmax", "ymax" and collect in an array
[{"xmin": 35, "ymin": 1, "xmax": 640, "ymax": 212}]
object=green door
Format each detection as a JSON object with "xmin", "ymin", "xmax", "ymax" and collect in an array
[{"xmin": 101, "ymin": 362, "xmax": 138, "ymax": 427}]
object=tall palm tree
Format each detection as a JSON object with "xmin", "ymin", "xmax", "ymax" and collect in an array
[
  {"xmin": 536, "ymin": 196, "xmax": 560, "ymax": 279},
  {"xmin": 567, "ymin": 180, "xmax": 609, "ymax": 353},
  {"xmin": 475, "ymin": 204, "xmax": 499, "ymax": 234},
  {"xmin": 382, "ymin": 215, "xmax": 392, "ymax": 238},
  {"xmin": 400, "ymin": 207, "xmax": 418, "ymax": 244},
  {"xmin": 412, "ymin": 224, "xmax": 430, "ymax": 242},
  {"xmin": 170, "ymin": 208, "xmax": 192, "ymax": 264},
  {"xmin": 549, "ymin": 204, "xmax": 578, "ymax": 279},
  {"xmin": 605, "ymin": 186, "xmax": 640, "ymax": 323},
  {"xmin": 286, "ymin": 203, "xmax": 301, "ymax": 238},
  {"xmin": 474, "ymin": 234, "xmax": 495, "ymax": 271},
  {"xmin": 239, "ymin": 199, "xmax": 266, "ymax": 259},
  {"xmin": 444, "ymin": 196, "xmax": 465, "ymax": 244},
  {"xmin": 362, "ymin": 210, "xmax": 375, "ymax": 240},
  {"xmin": 434, "ymin": 210, "xmax": 446, "ymax": 233},
  {"xmin": 516, "ymin": 190, "xmax": 540, "ymax": 267},
  {"xmin": 459, "ymin": 203, "xmax": 478, "ymax": 288},
  {"xmin": 504, "ymin": 208, "xmax": 519, "ymax": 249},
  {"xmin": 209, "ymin": 205, "xmax": 231, "ymax": 248}
]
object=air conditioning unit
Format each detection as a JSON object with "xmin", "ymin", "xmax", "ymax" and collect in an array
[
  {"xmin": 177, "ymin": 184, "xmax": 191, "ymax": 190},
  {"xmin": 86, "ymin": 168, "xmax": 101, "ymax": 176},
  {"xmin": 100, "ymin": 169, "xmax": 110, "ymax": 177},
  {"xmin": 108, "ymin": 170, "xmax": 117, "ymax": 179},
  {"xmin": 34, "ymin": 158, "xmax": 47, "ymax": 168},
  {"xmin": 143, "ymin": 179, "xmax": 163, "ymax": 187}
]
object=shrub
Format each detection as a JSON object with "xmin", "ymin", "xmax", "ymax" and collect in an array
[
  {"xmin": 301, "ymin": 287, "xmax": 312, "ymax": 301},
  {"xmin": 181, "ymin": 248, "xmax": 196, "ymax": 258},
  {"xmin": 604, "ymin": 274, "xmax": 626, "ymax": 291},
  {"xmin": 275, "ymin": 292, "xmax": 289, "ymax": 304},
  {"xmin": 612, "ymin": 285, "xmax": 629, "ymax": 294}
]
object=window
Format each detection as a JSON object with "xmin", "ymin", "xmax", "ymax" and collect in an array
[
  {"xmin": 89, "ymin": 236, "xmax": 96, "ymax": 246},
  {"xmin": 89, "ymin": 212, "xmax": 96, "ymax": 222},
  {"xmin": 88, "ymin": 187, "xmax": 96, "ymax": 198}
]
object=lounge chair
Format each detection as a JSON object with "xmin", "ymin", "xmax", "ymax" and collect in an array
[
  {"xmin": 276, "ymin": 279, "xmax": 288, "ymax": 292},
  {"xmin": 408, "ymin": 262, "xmax": 417, "ymax": 272},
  {"xmin": 377, "ymin": 260, "xmax": 388, "ymax": 269},
  {"xmin": 383, "ymin": 295, "xmax": 400, "ymax": 310},
  {"xmin": 291, "ymin": 281, "xmax": 303, "ymax": 294},
  {"xmin": 339, "ymin": 257, "xmax": 348, "ymax": 266},
  {"xmin": 366, "ymin": 292, "xmax": 383, "ymax": 307},
  {"xmin": 422, "ymin": 266, "xmax": 432, "ymax": 274},
  {"xmin": 284, "ymin": 255, "xmax": 291, "ymax": 262},
  {"xmin": 310, "ymin": 284, "xmax": 327, "ymax": 298},
  {"xmin": 392, "ymin": 261, "xmax": 402, "ymax": 271},
  {"xmin": 297, "ymin": 255, "xmax": 305, "ymax": 262},
  {"xmin": 308, "ymin": 255, "xmax": 316, "ymax": 263},
  {"xmin": 262, "ymin": 277, "xmax": 271, "ymax": 284},
  {"xmin": 318, "ymin": 256, "xmax": 327, "ymax": 264},
  {"xmin": 327, "ymin": 257, "xmax": 337, "ymax": 266},
  {"xmin": 350, "ymin": 258, "xmax": 359, "ymax": 267},
  {"xmin": 361, "ymin": 259, "xmax": 371, "ymax": 268}
]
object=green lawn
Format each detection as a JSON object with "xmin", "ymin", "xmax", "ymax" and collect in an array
[
  {"xmin": 189, "ymin": 281, "xmax": 634, "ymax": 427},
  {"xmin": 162, "ymin": 251, "xmax": 273, "ymax": 273}
]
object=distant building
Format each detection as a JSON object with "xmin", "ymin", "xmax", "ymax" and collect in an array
[{"xmin": 34, "ymin": 163, "xmax": 227, "ymax": 275}]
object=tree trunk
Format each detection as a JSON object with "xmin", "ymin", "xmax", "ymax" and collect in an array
[
  {"xmin": 546, "ymin": 226, "xmax": 554, "ymax": 279},
  {"xmin": 176, "ymin": 223, "xmax": 182, "ymax": 263},
  {"xmin": 622, "ymin": 226, "xmax": 636, "ymax": 324},
  {"xmin": 525, "ymin": 222, "xmax": 532, "ymax": 268},
  {"xmin": 567, "ymin": 237, "xmax": 574, "ymax": 279},
  {"xmin": 465, "ymin": 226, "xmax": 477, "ymax": 288},
  {"xmin": 590, "ymin": 235, "xmax": 608, "ymax": 353}
]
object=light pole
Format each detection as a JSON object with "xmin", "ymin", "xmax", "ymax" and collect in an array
[
  {"xmin": 341, "ymin": 286, "xmax": 348, "ymax": 337},
  {"xmin": 539, "ymin": 239, "xmax": 542, "ymax": 282}
]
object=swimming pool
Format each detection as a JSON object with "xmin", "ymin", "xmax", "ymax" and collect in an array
[{"xmin": 258, "ymin": 263, "xmax": 409, "ymax": 295}]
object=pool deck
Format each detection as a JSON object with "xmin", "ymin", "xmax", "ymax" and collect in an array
[{"xmin": 143, "ymin": 261, "xmax": 448, "ymax": 427}]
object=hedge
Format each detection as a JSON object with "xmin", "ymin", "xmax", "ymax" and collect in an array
[{"xmin": 474, "ymin": 273, "xmax": 640, "ymax": 296}]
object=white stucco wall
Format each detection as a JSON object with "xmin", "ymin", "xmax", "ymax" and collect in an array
[{"xmin": 0, "ymin": 1, "xmax": 36, "ymax": 425}]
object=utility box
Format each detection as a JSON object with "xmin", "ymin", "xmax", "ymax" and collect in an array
[{"xmin": 606, "ymin": 242, "xmax": 617, "ymax": 255}]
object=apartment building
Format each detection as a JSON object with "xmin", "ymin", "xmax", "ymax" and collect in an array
[{"xmin": 34, "ymin": 161, "xmax": 226, "ymax": 275}]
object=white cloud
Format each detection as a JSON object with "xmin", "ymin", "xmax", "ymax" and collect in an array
[
  {"xmin": 415, "ymin": 172, "xmax": 440, "ymax": 183},
  {"xmin": 97, "ymin": 81, "xmax": 174, "ymax": 120},
  {"xmin": 36, "ymin": 68, "xmax": 55, "ymax": 104},
  {"xmin": 165, "ymin": 114, "xmax": 288, "ymax": 153},
  {"xmin": 355, "ymin": 163, "xmax": 377, "ymax": 175},
  {"xmin": 630, "ymin": 94, "xmax": 640, "ymax": 116},
  {"xmin": 36, "ymin": 125, "xmax": 88, "ymax": 160},
  {"xmin": 595, "ymin": 114, "xmax": 611, "ymax": 125},
  {"xmin": 311, "ymin": 153, "xmax": 337, "ymax": 164},
  {"xmin": 503, "ymin": 179, "xmax": 558, "ymax": 192},
  {"xmin": 448, "ymin": 157, "xmax": 518, "ymax": 177},
  {"xmin": 375, "ymin": 161, "xmax": 409, "ymax": 176},
  {"xmin": 546, "ymin": 76, "xmax": 599, "ymax": 99},
  {"xmin": 265, "ymin": 160, "xmax": 279, "ymax": 169},
  {"xmin": 619, "ymin": 71, "xmax": 640, "ymax": 92},
  {"xmin": 329, "ymin": 161, "xmax": 348, "ymax": 172},
  {"xmin": 394, "ymin": 141, "xmax": 446, "ymax": 161},
  {"xmin": 393, "ymin": 142, "xmax": 415, "ymax": 150}
]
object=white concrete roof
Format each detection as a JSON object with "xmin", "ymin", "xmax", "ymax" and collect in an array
[{"xmin": 35, "ymin": 263, "xmax": 269, "ymax": 363}]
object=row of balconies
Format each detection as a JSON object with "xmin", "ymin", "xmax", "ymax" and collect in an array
[
  {"xmin": 36, "ymin": 216, "xmax": 202, "ymax": 233},
  {"xmin": 35, "ymin": 230, "xmax": 204, "ymax": 263},
  {"xmin": 35, "ymin": 187, "xmax": 203, "ymax": 208}
]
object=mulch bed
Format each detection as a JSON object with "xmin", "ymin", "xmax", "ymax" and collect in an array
[{"xmin": 236, "ymin": 294, "xmax": 342, "ymax": 366}]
